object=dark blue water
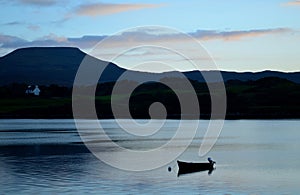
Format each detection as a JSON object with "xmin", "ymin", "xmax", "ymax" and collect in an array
[{"xmin": 0, "ymin": 119, "xmax": 299, "ymax": 194}]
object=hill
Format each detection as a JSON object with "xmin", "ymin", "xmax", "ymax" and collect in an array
[
  {"xmin": 0, "ymin": 47, "xmax": 125, "ymax": 86},
  {"xmin": 1, "ymin": 47, "xmax": 300, "ymax": 86}
]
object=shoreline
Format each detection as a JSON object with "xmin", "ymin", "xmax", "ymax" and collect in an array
[{"xmin": 1, "ymin": 115, "xmax": 300, "ymax": 120}]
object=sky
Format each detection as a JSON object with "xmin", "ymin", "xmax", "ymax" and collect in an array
[{"xmin": 1, "ymin": 0, "xmax": 300, "ymax": 72}]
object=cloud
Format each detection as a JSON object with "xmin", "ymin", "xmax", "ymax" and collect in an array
[
  {"xmin": 40, "ymin": 33, "xmax": 68, "ymax": 42},
  {"xmin": 27, "ymin": 24, "xmax": 40, "ymax": 31},
  {"xmin": 3, "ymin": 21, "xmax": 23, "ymax": 26},
  {"xmin": 68, "ymin": 35, "xmax": 106, "ymax": 48},
  {"xmin": 0, "ymin": 28, "xmax": 293, "ymax": 53},
  {"xmin": 88, "ymin": 28, "xmax": 292, "ymax": 46},
  {"xmin": 15, "ymin": 0, "xmax": 58, "ymax": 6},
  {"xmin": 0, "ymin": 33, "xmax": 106, "ymax": 50},
  {"xmin": 190, "ymin": 28, "xmax": 292, "ymax": 41},
  {"xmin": 283, "ymin": 0, "xmax": 300, "ymax": 6},
  {"xmin": 0, "ymin": 34, "xmax": 27, "ymax": 48},
  {"xmin": 72, "ymin": 2, "xmax": 163, "ymax": 17}
]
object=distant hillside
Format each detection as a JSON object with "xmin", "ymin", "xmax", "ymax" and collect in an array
[
  {"xmin": 185, "ymin": 70, "xmax": 300, "ymax": 84},
  {"xmin": 0, "ymin": 47, "xmax": 125, "ymax": 86},
  {"xmin": 1, "ymin": 47, "xmax": 300, "ymax": 86},
  {"xmin": 0, "ymin": 47, "xmax": 84, "ymax": 86}
]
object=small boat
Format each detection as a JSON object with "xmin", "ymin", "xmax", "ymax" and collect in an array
[{"xmin": 177, "ymin": 158, "xmax": 216, "ymax": 176}]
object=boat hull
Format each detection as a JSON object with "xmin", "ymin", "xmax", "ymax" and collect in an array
[{"xmin": 177, "ymin": 160, "xmax": 215, "ymax": 176}]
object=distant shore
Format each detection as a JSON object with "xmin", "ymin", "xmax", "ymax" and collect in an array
[{"xmin": 1, "ymin": 76, "xmax": 300, "ymax": 120}]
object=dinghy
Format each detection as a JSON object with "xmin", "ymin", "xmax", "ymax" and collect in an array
[{"xmin": 177, "ymin": 158, "xmax": 215, "ymax": 176}]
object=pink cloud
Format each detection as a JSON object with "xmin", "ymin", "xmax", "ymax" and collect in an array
[
  {"xmin": 191, "ymin": 28, "xmax": 292, "ymax": 41},
  {"xmin": 39, "ymin": 33, "xmax": 68, "ymax": 43},
  {"xmin": 283, "ymin": 0, "xmax": 300, "ymax": 6},
  {"xmin": 73, "ymin": 2, "xmax": 163, "ymax": 17}
]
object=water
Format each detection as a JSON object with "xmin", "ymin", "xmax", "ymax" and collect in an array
[{"xmin": 0, "ymin": 119, "xmax": 299, "ymax": 194}]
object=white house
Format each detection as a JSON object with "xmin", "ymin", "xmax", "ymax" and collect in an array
[{"xmin": 33, "ymin": 85, "xmax": 40, "ymax": 96}]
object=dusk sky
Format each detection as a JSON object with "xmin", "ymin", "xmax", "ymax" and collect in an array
[{"xmin": 1, "ymin": 0, "xmax": 300, "ymax": 72}]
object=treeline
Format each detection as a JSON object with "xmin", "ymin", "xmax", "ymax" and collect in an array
[
  {"xmin": 1, "ymin": 77, "xmax": 300, "ymax": 119},
  {"xmin": 96, "ymin": 77, "xmax": 300, "ymax": 119},
  {"xmin": 225, "ymin": 77, "xmax": 300, "ymax": 118}
]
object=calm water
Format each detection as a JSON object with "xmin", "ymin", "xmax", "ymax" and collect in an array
[{"xmin": 0, "ymin": 119, "xmax": 299, "ymax": 194}]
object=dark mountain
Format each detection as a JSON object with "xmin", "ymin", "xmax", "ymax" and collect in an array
[
  {"xmin": 0, "ymin": 47, "xmax": 126, "ymax": 86},
  {"xmin": 0, "ymin": 47, "xmax": 84, "ymax": 86},
  {"xmin": 185, "ymin": 70, "xmax": 300, "ymax": 84},
  {"xmin": 1, "ymin": 47, "xmax": 300, "ymax": 86},
  {"xmin": 223, "ymin": 71, "xmax": 300, "ymax": 83}
]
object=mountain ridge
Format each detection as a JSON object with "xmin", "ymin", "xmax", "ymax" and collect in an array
[{"xmin": 1, "ymin": 47, "xmax": 300, "ymax": 86}]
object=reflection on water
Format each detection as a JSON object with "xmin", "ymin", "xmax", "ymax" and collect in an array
[{"xmin": 0, "ymin": 119, "xmax": 300, "ymax": 194}]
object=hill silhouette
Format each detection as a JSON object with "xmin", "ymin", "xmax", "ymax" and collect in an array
[
  {"xmin": 1, "ymin": 47, "xmax": 300, "ymax": 86},
  {"xmin": 0, "ymin": 47, "xmax": 126, "ymax": 86}
]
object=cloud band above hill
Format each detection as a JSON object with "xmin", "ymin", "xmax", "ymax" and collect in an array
[{"xmin": 0, "ymin": 27, "xmax": 293, "ymax": 52}]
